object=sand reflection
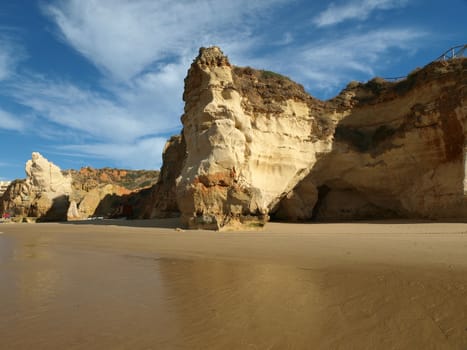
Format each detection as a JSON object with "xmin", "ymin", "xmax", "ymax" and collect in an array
[
  {"xmin": 157, "ymin": 258, "xmax": 323, "ymax": 349},
  {"xmin": 157, "ymin": 258, "xmax": 467, "ymax": 349}
]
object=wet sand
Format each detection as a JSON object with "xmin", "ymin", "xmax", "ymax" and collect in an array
[{"xmin": 0, "ymin": 219, "xmax": 467, "ymax": 349}]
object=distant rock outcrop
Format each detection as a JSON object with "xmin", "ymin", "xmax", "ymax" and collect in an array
[
  {"xmin": 0, "ymin": 152, "xmax": 159, "ymax": 221},
  {"xmin": 25, "ymin": 152, "xmax": 73, "ymax": 195},
  {"xmin": 0, "ymin": 152, "xmax": 73, "ymax": 221}
]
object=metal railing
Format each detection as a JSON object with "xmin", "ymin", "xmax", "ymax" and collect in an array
[
  {"xmin": 435, "ymin": 44, "xmax": 467, "ymax": 61},
  {"xmin": 383, "ymin": 76, "xmax": 406, "ymax": 82},
  {"xmin": 383, "ymin": 44, "xmax": 466, "ymax": 81}
]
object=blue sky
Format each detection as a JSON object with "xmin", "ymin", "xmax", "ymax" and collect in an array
[{"xmin": 0, "ymin": 0, "xmax": 465, "ymax": 180}]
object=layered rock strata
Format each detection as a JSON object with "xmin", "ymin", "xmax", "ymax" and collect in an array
[
  {"xmin": 176, "ymin": 47, "xmax": 334, "ymax": 229},
  {"xmin": 277, "ymin": 59, "xmax": 467, "ymax": 220}
]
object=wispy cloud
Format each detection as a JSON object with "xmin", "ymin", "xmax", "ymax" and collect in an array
[
  {"xmin": 0, "ymin": 161, "xmax": 14, "ymax": 168},
  {"xmin": 313, "ymin": 0, "xmax": 409, "ymax": 27},
  {"xmin": 11, "ymin": 76, "xmax": 152, "ymax": 141},
  {"xmin": 0, "ymin": 108, "xmax": 25, "ymax": 131},
  {"xmin": 259, "ymin": 28, "xmax": 426, "ymax": 96},
  {"xmin": 58, "ymin": 137, "xmax": 169, "ymax": 169},
  {"xmin": 0, "ymin": 34, "xmax": 24, "ymax": 80},
  {"xmin": 7, "ymin": 68, "xmax": 184, "ymax": 168}
]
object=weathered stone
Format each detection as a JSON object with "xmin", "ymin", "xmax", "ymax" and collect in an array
[
  {"xmin": 132, "ymin": 135, "xmax": 186, "ymax": 219},
  {"xmin": 176, "ymin": 47, "xmax": 333, "ymax": 229},
  {"xmin": 276, "ymin": 58, "xmax": 467, "ymax": 221},
  {"xmin": 25, "ymin": 152, "xmax": 73, "ymax": 196}
]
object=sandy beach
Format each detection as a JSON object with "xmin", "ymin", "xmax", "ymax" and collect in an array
[{"xmin": 1, "ymin": 219, "xmax": 467, "ymax": 349}]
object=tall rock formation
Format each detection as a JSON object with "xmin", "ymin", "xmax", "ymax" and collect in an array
[{"xmin": 176, "ymin": 47, "xmax": 334, "ymax": 229}]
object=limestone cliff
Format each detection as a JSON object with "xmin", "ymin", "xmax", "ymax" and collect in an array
[
  {"xmin": 176, "ymin": 47, "xmax": 333, "ymax": 229},
  {"xmin": 276, "ymin": 58, "xmax": 467, "ymax": 220},
  {"xmin": 172, "ymin": 47, "xmax": 466, "ymax": 228}
]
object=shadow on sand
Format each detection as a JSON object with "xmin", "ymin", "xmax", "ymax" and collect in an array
[{"xmin": 59, "ymin": 217, "xmax": 182, "ymax": 229}]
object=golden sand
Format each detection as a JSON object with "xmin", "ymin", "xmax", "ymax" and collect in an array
[{"xmin": 0, "ymin": 219, "xmax": 466, "ymax": 349}]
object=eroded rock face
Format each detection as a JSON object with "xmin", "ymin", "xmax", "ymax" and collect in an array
[
  {"xmin": 275, "ymin": 58, "xmax": 467, "ymax": 220},
  {"xmin": 176, "ymin": 47, "xmax": 334, "ymax": 229},
  {"xmin": 133, "ymin": 135, "xmax": 186, "ymax": 219}
]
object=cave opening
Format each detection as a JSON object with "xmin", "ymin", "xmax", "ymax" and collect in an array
[{"xmin": 311, "ymin": 185, "xmax": 330, "ymax": 221}]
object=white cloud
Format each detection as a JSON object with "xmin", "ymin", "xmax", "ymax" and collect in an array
[
  {"xmin": 11, "ymin": 77, "xmax": 149, "ymax": 141},
  {"xmin": 7, "ymin": 63, "xmax": 186, "ymax": 169},
  {"xmin": 9, "ymin": 64, "xmax": 185, "ymax": 142},
  {"xmin": 0, "ymin": 51, "xmax": 13, "ymax": 80},
  {"xmin": 44, "ymin": 0, "xmax": 288, "ymax": 81},
  {"xmin": 0, "ymin": 35, "xmax": 24, "ymax": 81},
  {"xmin": 313, "ymin": 0, "xmax": 409, "ymax": 27},
  {"xmin": 0, "ymin": 108, "xmax": 24, "ymax": 131},
  {"xmin": 58, "ymin": 137, "xmax": 169, "ymax": 169}
]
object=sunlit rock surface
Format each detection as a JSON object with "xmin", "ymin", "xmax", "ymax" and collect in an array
[{"xmin": 176, "ymin": 47, "xmax": 334, "ymax": 229}]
